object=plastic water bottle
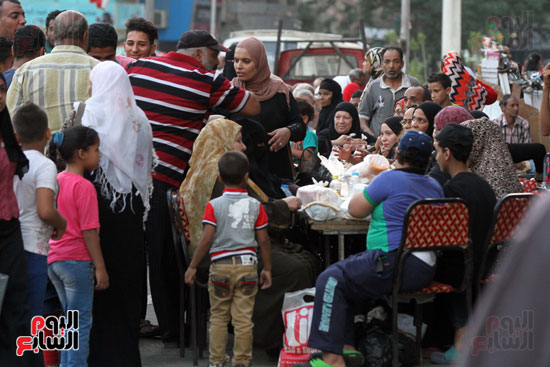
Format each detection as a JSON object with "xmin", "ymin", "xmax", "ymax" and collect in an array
[
  {"xmin": 340, "ymin": 173, "xmax": 350, "ymax": 197},
  {"xmin": 281, "ymin": 184, "xmax": 292, "ymax": 197},
  {"xmin": 350, "ymin": 172, "xmax": 360, "ymax": 186},
  {"xmin": 543, "ymin": 153, "xmax": 550, "ymax": 189},
  {"xmin": 329, "ymin": 175, "xmax": 341, "ymax": 195}
]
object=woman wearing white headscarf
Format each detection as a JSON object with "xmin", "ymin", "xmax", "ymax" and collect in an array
[{"xmin": 81, "ymin": 61, "xmax": 154, "ymax": 367}]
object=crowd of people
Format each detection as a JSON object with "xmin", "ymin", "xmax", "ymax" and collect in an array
[{"xmin": 1, "ymin": 0, "xmax": 549, "ymax": 366}]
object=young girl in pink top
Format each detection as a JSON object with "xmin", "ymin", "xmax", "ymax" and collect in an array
[{"xmin": 47, "ymin": 126, "xmax": 108, "ymax": 367}]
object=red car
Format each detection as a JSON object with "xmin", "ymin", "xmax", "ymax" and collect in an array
[{"xmin": 276, "ymin": 47, "xmax": 365, "ymax": 85}]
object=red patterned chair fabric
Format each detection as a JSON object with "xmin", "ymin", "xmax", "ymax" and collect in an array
[
  {"xmin": 404, "ymin": 201, "xmax": 470, "ymax": 249},
  {"xmin": 519, "ymin": 177, "xmax": 538, "ymax": 193},
  {"xmin": 406, "ymin": 281, "xmax": 454, "ymax": 295},
  {"xmin": 490, "ymin": 197, "xmax": 531, "ymax": 244},
  {"xmin": 176, "ymin": 195, "xmax": 191, "ymax": 244}
]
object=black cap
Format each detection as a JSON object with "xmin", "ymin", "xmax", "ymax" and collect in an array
[{"xmin": 176, "ymin": 30, "xmax": 228, "ymax": 52}]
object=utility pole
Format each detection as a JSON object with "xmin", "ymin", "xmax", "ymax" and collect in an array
[
  {"xmin": 441, "ymin": 0, "xmax": 462, "ymax": 56},
  {"xmin": 399, "ymin": 0, "xmax": 410, "ymax": 72},
  {"xmin": 145, "ymin": 0, "xmax": 154, "ymax": 22},
  {"xmin": 210, "ymin": 0, "xmax": 216, "ymax": 36}
]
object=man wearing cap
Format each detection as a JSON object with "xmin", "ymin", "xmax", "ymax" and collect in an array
[
  {"xmin": 126, "ymin": 29, "xmax": 260, "ymax": 347},
  {"xmin": 298, "ymin": 130, "xmax": 443, "ymax": 367}
]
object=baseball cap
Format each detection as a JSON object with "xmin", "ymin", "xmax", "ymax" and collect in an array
[
  {"xmin": 176, "ymin": 30, "xmax": 228, "ymax": 52},
  {"xmin": 398, "ymin": 130, "xmax": 433, "ymax": 159}
]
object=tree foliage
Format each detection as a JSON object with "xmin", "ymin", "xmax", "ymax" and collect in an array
[{"xmin": 296, "ymin": 0, "xmax": 550, "ymax": 78}]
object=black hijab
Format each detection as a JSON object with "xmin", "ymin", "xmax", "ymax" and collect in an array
[
  {"xmin": 234, "ymin": 117, "xmax": 285, "ymax": 199},
  {"xmin": 0, "ymin": 73, "xmax": 28, "ymax": 179},
  {"xmin": 319, "ymin": 102, "xmax": 361, "ymax": 140},
  {"xmin": 415, "ymin": 102, "xmax": 442, "ymax": 138},
  {"xmin": 222, "ymin": 44, "xmax": 237, "ymax": 81},
  {"xmin": 382, "ymin": 116, "xmax": 403, "ymax": 136},
  {"xmin": 316, "ymin": 79, "xmax": 343, "ymax": 133}
]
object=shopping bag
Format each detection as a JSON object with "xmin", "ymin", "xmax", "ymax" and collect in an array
[{"xmin": 277, "ymin": 288, "xmax": 319, "ymax": 367}]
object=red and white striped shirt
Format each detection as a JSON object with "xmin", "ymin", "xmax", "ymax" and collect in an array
[{"xmin": 127, "ymin": 52, "xmax": 250, "ymax": 187}]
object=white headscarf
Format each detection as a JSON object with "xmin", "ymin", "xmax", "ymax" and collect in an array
[{"xmin": 81, "ymin": 61, "xmax": 155, "ymax": 220}]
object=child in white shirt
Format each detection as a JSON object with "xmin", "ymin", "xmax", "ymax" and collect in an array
[{"xmin": 13, "ymin": 102, "xmax": 66, "ymax": 317}]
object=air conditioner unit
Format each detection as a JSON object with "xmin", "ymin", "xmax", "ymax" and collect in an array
[{"xmin": 153, "ymin": 10, "xmax": 168, "ymax": 29}]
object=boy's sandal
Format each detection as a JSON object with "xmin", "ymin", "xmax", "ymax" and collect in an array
[
  {"xmin": 295, "ymin": 356, "xmax": 346, "ymax": 367},
  {"xmin": 308, "ymin": 350, "xmax": 363, "ymax": 367}
]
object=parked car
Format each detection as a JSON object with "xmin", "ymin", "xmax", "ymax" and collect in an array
[{"xmin": 276, "ymin": 46, "xmax": 364, "ymax": 85}]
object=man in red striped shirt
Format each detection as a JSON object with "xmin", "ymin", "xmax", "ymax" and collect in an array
[{"xmin": 127, "ymin": 30, "xmax": 260, "ymax": 347}]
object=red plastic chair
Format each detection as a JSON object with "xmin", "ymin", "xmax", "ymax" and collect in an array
[
  {"xmin": 477, "ymin": 193, "xmax": 535, "ymax": 293},
  {"xmin": 391, "ymin": 198, "xmax": 472, "ymax": 367}
]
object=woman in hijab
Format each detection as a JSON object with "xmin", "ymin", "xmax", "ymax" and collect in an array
[
  {"xmin": 180, "ymin": 118, "xmax": 318, "ymax": 354},
  {"xmin": 317, "ymin": 101, "xmax": 361, "ymax": 155},
  {"xmin": 316, "ymin": 78, "xmax": 343, "ymax": 133},
  {"xmin": 411, "ymin": 101, "xmax": 442, "ymax": 138},
  {"xmin": 461, "ymin": 115, "xmax": 523, "ymax": 198},
  {"xmin": 428, "ymin": 106, "xmax": 475, "ymax": 186},
  {"xmin": 362, "ymin": 46, "xmax": 384, "ymax": 91},
  {"xmin": 222, "ymin": 43, "xmax": 237, "ymax": 80},
  {"xmin": 232, "ymin": 37, "xmax": 305, "ymax": 180},
  {"xmin": 80, "ymin": 61, "xmax": 155, "ymax": 367},
  {"xmin": 378, "ymin": 116, "xmax": 403, "ymax": 159}
]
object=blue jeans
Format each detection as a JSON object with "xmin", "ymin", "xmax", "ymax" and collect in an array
[
  {"xmin": 25, "ymin": 251, "xmax": 48, "ymax": 317},
  {"xmin": 48, "ymin": 260, "xmax": 94, "ymax": 367}
]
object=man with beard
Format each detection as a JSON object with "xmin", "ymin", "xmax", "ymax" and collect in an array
[
  {"xmin": 44, "ymin": 10, "xmax": 63, "ymax": 53},
  {"xmin": 403, "ymin": 85, "xmax": 428, "ymax": 109},
  {"xmin": 127, "ymin": 29, "xmax": 260, "ymax": 348},
  {"xmin": 358, "ymin": 47, "xmax": 419, "ymax": 136},
  {"xmin": 0, "ymin": 0, "xmax": 25, "ymax": 40}
]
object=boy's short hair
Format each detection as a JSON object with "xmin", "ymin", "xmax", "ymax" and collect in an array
[
  {"xmin": 351, "ymin": 90, "xmax": 362, "ymax": 99},
  {"xmin": 12, "ymin": 102, "xmax": 49, "ymax": 143},
  {"xmin": 125, "ymin": 17, "xmax": 158, "ymax": 45},
  {"xmin": 0, "ymin": 37, "xmax": 13, "ymax": 63},
  {"xmin": 218, "ymin": 151, "xmax": 249, "ymax": 186},
  {"xmin": 45, "ymin": 9, "xmax": 64, "ymax": 28},
  {"xmin": 427, "ymin": 73, "xmax": 452, "ymax": 89},
  {"xmin": 13, "ymin": 25, "xmax": 46, "ymax": 58},
  {"xmin": 435, "ymin": 124, "xmax": 473, "ymax": 164},
  {"xmin": 297, "ymin": 99, "xmax": 314, "ymax": 122},
  {"xmin": 89, "ymin": 23, "xmax": 118, "ymax": 50}
]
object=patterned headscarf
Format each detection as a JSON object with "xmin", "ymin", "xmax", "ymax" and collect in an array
[
  {"xmin": 179, "ymin": 118, "xmax": 242, "ymax": 254},
  {"xmin": 441, "ymin": 51, "xmax": 497, "ymax": 111},
  {"xmin": 81, "ymin": 61, "xmax": 155, "ymax": 221},
  {"xmin": 460, "ymin": 117, "xmax": 522, "ymax": 198},
  {"xmin": 366, "ymin": 47, "xmax": 384, "ymax": 79},
  {"xmin": 434, "ymin": 106, "xmax": 474, "ymax": 131}
]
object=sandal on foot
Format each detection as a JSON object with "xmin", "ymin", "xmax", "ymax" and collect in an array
[
  {"xmin": 430, "ymin": 346, "xmax": 459, "ymax": 365},
  {"xmin": 295, "ymin": 356, "xmax": 346, "ymax": 367},
  {"xmin": 139, "ymin": 319, "xmax": 160, "ymax": 338},
  {"xmin": 308, "ymin": 350, "xmax": 363, "ymax": 367}
]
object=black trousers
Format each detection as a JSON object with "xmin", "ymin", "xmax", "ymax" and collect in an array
[
  {"xmin": 144, "ymin": 179, "xmax": 180, "ymax": 343},
  {"xmin": 0, "ymin": 219, "xmax": 43, "ymax": 367},
  {"xmin": 507, "ymin": 143, "xmax": 547, "ymax": 173}
]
